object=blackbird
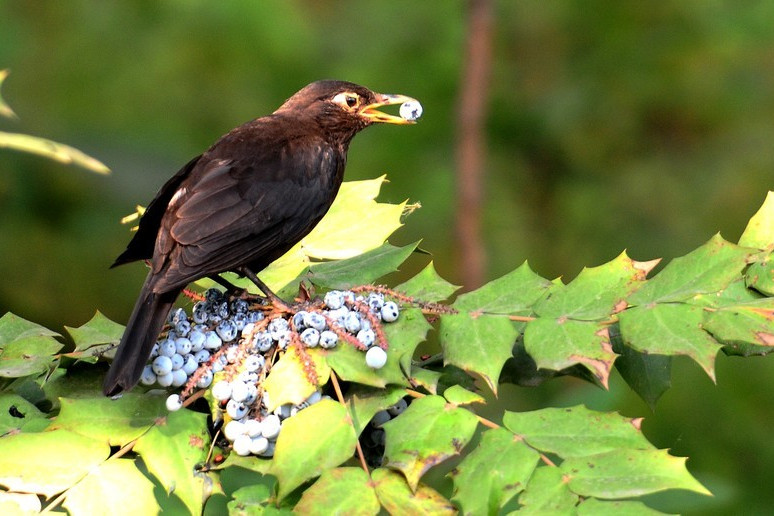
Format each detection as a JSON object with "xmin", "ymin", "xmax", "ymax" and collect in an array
[{"xmin": 104, "ymin": 80, "xmax": 418, "ymax": 395}]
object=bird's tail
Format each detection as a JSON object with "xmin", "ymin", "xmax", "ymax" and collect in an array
[{"xmin": 103, "ymin": 273, "xmax": 180, "ymax": 396}]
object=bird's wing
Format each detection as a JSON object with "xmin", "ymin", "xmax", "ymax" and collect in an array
[
  {"xmin": 151, "ymin": 144, "xmax": 342, "ymax": 292},
  {"xmin": 111, "ymin": 155, "xmax": 202, "ymax": 267}
]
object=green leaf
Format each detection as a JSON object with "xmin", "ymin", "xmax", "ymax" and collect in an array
[
  {"xmin": 453, "ymin": 262, "xmax": 552, "ymax": 314},
  {"xmin": 612, "ymin": 325, "xmax": 672, "ymax": 409},
  {"xmin": 503, "ymin": 405, "xmax": 653, "ymax": 458},
  {"xmin": 0, "ymin": 393, "xmax": 46, "ymax": 435},
  {"xmin": 271, "ymin": 399, "xmax": 358, "ymax": 500},
  {"xmin": 263, "ymin": 347, "xmax": 330, "ymax": 410},
  {"xmin": 518, "ymin": 465, "xmax": 579, "ymax": 515},
  {"xmin": 382, "ymin": 306, "xmax": 432, "ymax": 380},
  {"xmin": 0, "ymin": 429, "xmax": 109, "ymax": 498},
  {"xmin": 439, "ymin": 313, "xmax": 518, "ymax": 394},
  {"xmin": 0, "ymin": 70, "xmax": 17, "ymax": 119},
  {"xmin": 408, "ymin": 366, "xmax": 442, "ymax": 394},
  {"xmin": 62, "ymin": 459, "xmax": 159, "ymax": 516},
  {"xmin": 0, "ymin": 313, "xmax": 62, "ymax": 377},
  {"xmin": 50, "ymin": 393, "xmax": 166, "ymax": 446},
  {"xmin": 0, "ymin": 131, "xmax": 110, "ymax": 174},
  {"xmin": 372, "ymin": 468, "xmax": 455, "ymax": 515},
  {"xmin": 302, "ymin": 176, "xmax": 406, "ymax": 260},
  {"xmin": 395, "ymin": 261, "xmax": 460, "ymax": 303},
  {"xmin": 703, "ymin": 298, "xmax": 774, "ymax": 356},
  {"xmin": 382, "ymin": 395, "xmax": 478, "ymax": 490},
  {"xmin": 294, "ymin": 468, "xmax": 380, "ymax": 516},
  {"xmin": 308, "ymin": 242, "xmax": 417, "ymax": 290},
  {"xmin": 133, "ymin": 409, "xmax": 211, "ymax": 515},
  {"xmin": 449, "ymin": 427, "xmax": 540, "ymax": 515},
  {"xmin": 534, "ymin": 252, "xmax": 651, "ymax": 320},
  {"xmin": 561, "ymin": 449, "xmax": 711, "ymax": 498},
  {"xmin": 442, "ymin": 385, "xmax": 484, "ymax": 406},
  {"xmin": 577, "ymin": 498, "xmax": 665, "ymax": 515},
  {"xmin": 739, "ymin": 191, "xmax": 774, "ymax": 248},
  {"xmin": 745, "ymin": 254, "xmax": 774, "ymax": 296},
  {"xmin": 627, "ymin": 234, "xmax": 753, "ymax": 305},
  {"xmin": 523, "ymin": 319, "xmax": 617, "ymax": 388},
  {"xmin": 345, "ymin": 385, "xmax": 407, "ymax": 436},
  {"xmin": 226, "ymin": 484, "xmax": 275, "ymax": 515},
  {"xmin": 63, "ymin": 311, "xmax": 124, "ymax": 362},
  {"xmin": 619, "ymin": 303, "xmax": 722, "ymax": 381}
]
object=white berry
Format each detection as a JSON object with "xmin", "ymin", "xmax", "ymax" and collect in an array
[
  {"xmin": 399, "ymin": 100, "xmax": 423, "ymax": 121},
  {"xmin": 365, "ymin": 346, "xmax": 388, "ymax": 369},
  {"xmin": 232, "ymin": 434, "xmax": 252, "ymax": 456},
  {"xmin": 166, "ymin": 394, "xmax": 183, "ymax": 412}
]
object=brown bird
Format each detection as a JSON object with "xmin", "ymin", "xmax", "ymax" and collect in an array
[{"xmin": 104, "ymin": 80, "xmax": 418, "ymax": 395}]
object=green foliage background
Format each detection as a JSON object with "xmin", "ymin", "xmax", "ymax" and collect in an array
[{"xmin": 1, "ymin": 2, "xmax": 774, "ymax": 512}]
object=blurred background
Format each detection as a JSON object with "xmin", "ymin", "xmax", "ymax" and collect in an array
[{"xmin": 1, "ymin": 1, "xmax": 773, "ymax": 512}]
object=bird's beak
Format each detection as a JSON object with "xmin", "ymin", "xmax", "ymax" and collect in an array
[{"xmin": 360, "ymin": 93, "xmax": 419, "ymax": 124}]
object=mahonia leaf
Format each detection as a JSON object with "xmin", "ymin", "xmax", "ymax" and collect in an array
[
  {"xmin": 611, "ymin": 325, "xmax": 672, "ymax": 409},
  {"xmin": 453, "ymin": 262, "xmax": 552, "ymax": 314},
  {"xmin": 739, "ymin": 191, "xmax": 774, "ymax": 248},
  {"xmin": 308, "ymin": 242, "xmax": 417, "ymax": 290},
  {"xmin": 0, "ymin": 492, "xmax": 41, "ymax": 514},
  {"xmin": 345, "ymin": 385, "xmax": 406, "ymax": 435},
  {"xmin": 395, "ymin": 260, "xmax": 460, "ymax": 303},
  {"xmin": 133, "ymin": 409, "xmax": 211, "ymax": 515},
  {"xmin": 63, "ymin": 311, "xmax": 124, "ymax": 362},
  {"xmin": 0, "ymin": 313, "xmax": 62, "ymax": 377},
  {"xmin": 0, "ymin": 429, "xmax": 109, "ymax": 498},
  {"xmin": 442, "ymin": 385, "xmax": 484, "ymax": 406},
  {"xmin": 226, "ymin": 484, "xmax": 276, "ymax": 515},
  {"xmin": 0, "ymin": 393, "xmax": 46, "ymax": 434},
  {"xmin": 703, "ymin": 298, "xmax": 774, "ymax": 356},
  {"xmin": 518, "ymin": 465, "xmax": 579, "ymax": 514},
  {"xmin": 263, "ymin": 347, "xmax": 330, "ymax": 410},
  {"xmin": 0, "ymin": 131, "xmax": 110, "ymax": 174},
  {"xmin": 50, "ymin": 393, "xmax": 166, "ymax": 446},
  {"xmin": 619, "ymin": 304, "xmax": 722, "ymax": 381},
  {"xmin": 439, "ymin": 313, "xmax": 518, "ymax": 395},
  {"xmin": 449, "ymin": 427, "xmax": 539, "ymax": 514},
  {"xmin": 503, "ymin": 405, "xmax": 652, "ymax": 458},
  {"xmin": 382, "ymin": 395, "xmax": 478, "ymax": 491},
  {"xmin": 523, "ymin": 319, "xmax": 616, "ymax": 388},
  {"xmin": 534, "ymin": 252, "xmax": 654, "ymax": 320},
  {"xmin": 561, "ymin": 449, "xmax": 711, "ymax": 498},
  {"xmin": 745, "ymin": 254, "xmax": 774, "ymax": 296},
  {"xmin": 62, "ymin": 460, "xmax": 159, "ymax": 515},
  {"xmin": 627, "ymin": 234, "xmax": 754, "ymax": 305},
  {"xmin": 294, "ymin": 468, "xmax": 380, "ymax": 515},
  {"xmin": 271, "ymin": 399, "xmax": 358, "ymax": 500},
  {"xmin": 372, "ymin": 468, "xmax": 456, "ymax": 515},
  {"xmin": 577, "ymin": 498, "xmax": 665, "ymax": 515}
]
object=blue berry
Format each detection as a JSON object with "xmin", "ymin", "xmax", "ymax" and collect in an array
[
  {"xmin": 324, "ymin": 290, "xmax": 345, "ymax": 310},
  {"xmin": 197, "ymin": 370, "xmax": 213, "ymax": 388},
  {"xmin": 344, "ymin": 312, "xmax": 361, "ymax": 334},
  {"xmin": 174, "ymin": 319, "xmax": 191, "ymax": 337},
  {"xmin": 268, "ymin": 318, "xmax": 290, "ymax": 340},
  {"xmin": 168, "ymin": 307, "xmax": 187, "ymax": 325},
  {"xmin": 381, "ymin": 301, "xmax": 400, "ymax": 322},
  {"xmin": 171, "ymin": 369, "xmax": 188, "ymax": 387},
  {"xmin": 189, "ymin": 330, "xmax": 206, "ymax": 352},
  {"xmin": 182, "ymin": 354, "xmax": 198, "ymax": 375},
  {"xmin": 304, "ymin": 312, "xmax": 327, "ymax": 331},
  {"xmin": 159, "ymin": 339, "xmax": 177, "ymax": 358},
  {"xmin": 217, "ymin": 319, "xmax": 238, "ymax": 342},
  {"xmin": 232, "ymin": 312, "xmax": 247, "ymax": 331},
  {"xmin": 247, "ymin": 311, "xmax": 265, "ymax": 324},
  {"xmin": 156, "ymin": 372, "xmax": 174, "ymax": 387},
  {"xmin": 212, "ymin": 380, "xmax": 232, "ymax": 401},
  {"xmin": 244, "ymin": 354, "xmax": 265, "ymax": 372},
  {"xmin": 204, "ymin": 331, "xmax": 222, "ymax": 350},
  {"xmin": 231, "ymin": 298, "xmax": 249, "ymax": 314},
  {"xmin": 367, "ymin": 292, "xmax": 385, "ymax": 313},
  {"xmin": 357, "ymin": 328, "xmax": 376, "ymax": 348},
  {"xmin": 232, "ymin": 434, "xmax": 252, "ymax": 456},
  {"xmin": 140, "ymin": 365, "xmax": 156, "ymax": 385},
  {"xmin": 253, "ymin": 331, "xmax": 274, "ymax": 353},
  {"xmin": 226, "ymin": 399, "xmax": 249, "ymax": 419},
  {"xmin": 166, "ymin": 394, "xmax": 183, "ymax": 412},
  {"xmin": 301, "ymin": 328, "xmax": 320, "ymax": 347},
  {"xmin": 152, "ymin": 355, "xmax": 173, "ymax": 376},
  {"xmin": 319, "ymin": 330, "xmax": 338, "ymax": 349},
  {"xmin": 193, "ymin": 301, "xmax": 209, "ymax": 324},
  {"xmin": 292, "ymin": 311, "xmax": 308, "ymax": 331},
  {"xmin": 194, "ymin": 349, "xmax": 211, "ymax": 363},
  {"xmin": 205, "ymin": 288, "xmax": 224, "ymax": 304},
  {"xmin": 175, "ymin": 337, "xmax": 192, "ymax": 355}
]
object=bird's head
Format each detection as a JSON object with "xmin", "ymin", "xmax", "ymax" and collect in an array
[{"xmin": 274, "ymin": 80, "xmax": 420, "ymax": 144}]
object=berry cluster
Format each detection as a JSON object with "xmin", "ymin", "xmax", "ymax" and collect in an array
[{"xmin": 144, "ymin": 286, "xmax": 403, "ymax": 457}]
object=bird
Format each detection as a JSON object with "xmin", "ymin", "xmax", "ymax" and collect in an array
[{"xmin": 104, "ymin": 80, "xmax": 418, "ymax": 395}]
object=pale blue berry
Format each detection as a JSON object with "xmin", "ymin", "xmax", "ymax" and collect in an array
[
  {"xmin": 365, "ymin": 346, "xmax": 387, "ymax": 369},
  {"xmin": 319, "ymin": 330, "xmax": 338, "ymax": 349},
  {"xmin": 166, "ymin": 394, "xmax": 183, "ymax": 412},
  {"xmin": 301, "ymin": 328, "xmax": 320, "ymax": 347},
  {"xmin": 381, "ymin": 301, "xmax": 400, "ymax": 322},
  {"xmin": 152, "ymin": 355, "xmax": 173, "ymax": 376}
]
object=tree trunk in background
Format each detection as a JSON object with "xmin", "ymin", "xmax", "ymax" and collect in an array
[{"xmin": 456, "ymin": 0, "xmax": 493, "ymax": 290}]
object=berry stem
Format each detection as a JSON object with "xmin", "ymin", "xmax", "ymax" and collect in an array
[{"xmin": 330, "ymin": 370, "xmax": 370, "ymax": 475}]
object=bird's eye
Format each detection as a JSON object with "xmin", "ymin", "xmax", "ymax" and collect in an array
[{"xmin": 333, "ymin": 92, "xmax": 360, "ymax": 110}]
